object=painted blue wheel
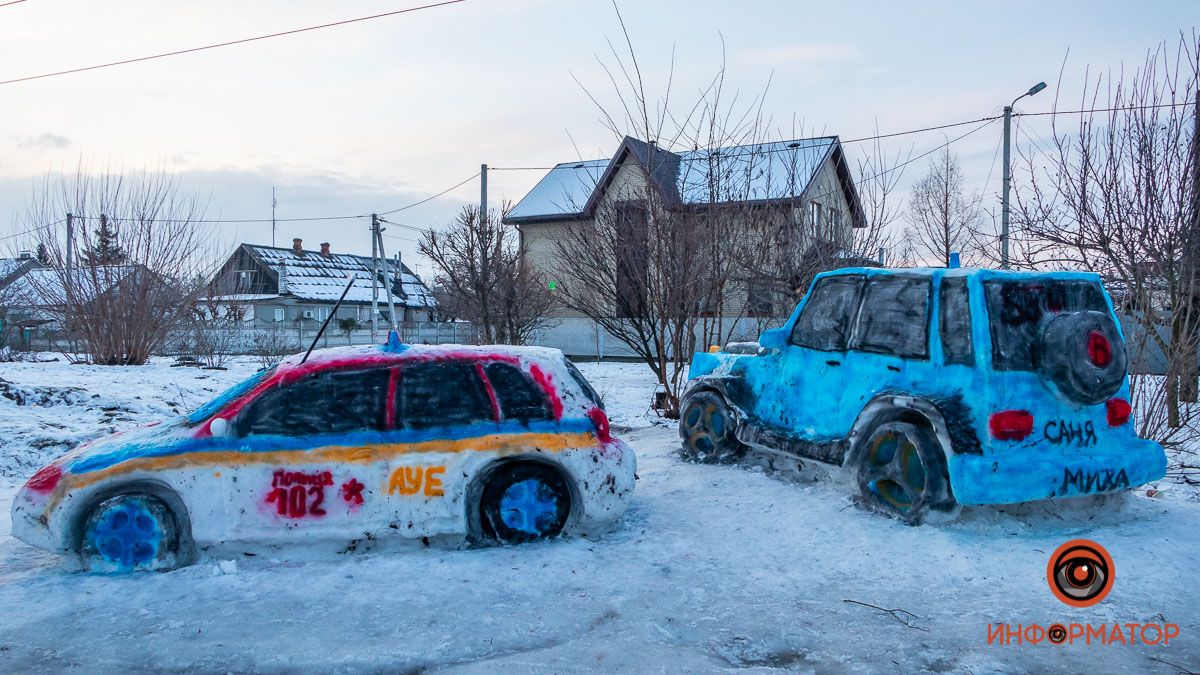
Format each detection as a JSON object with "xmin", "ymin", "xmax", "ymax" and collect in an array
[
  {"xmin": 81, "ymin": 494, "xmax": 179, "ymax": 572},
  {"xmin": 679, "ymin": 391, "xmax": 746, "ymax": 464},
  {"xmin": 481, "ymin": 465, "xmax": 571, "ymax": 544}
]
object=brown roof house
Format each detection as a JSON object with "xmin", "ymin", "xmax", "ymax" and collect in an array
[{"xmin": 503, "ymin": 135, "xmax": 866, "ymax": 356}]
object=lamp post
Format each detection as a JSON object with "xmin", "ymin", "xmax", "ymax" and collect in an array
[{"xmin": 1001, "ymin": 81, "xmax": 1047, "ymax": 269}]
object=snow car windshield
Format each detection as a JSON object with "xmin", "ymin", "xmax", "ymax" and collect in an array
[
  {"xmin": 186, "ymin": 367, "xmax": 275, "ymax": 425},
  {"xmin": 564, "ymin": 358, "xmax": 604, "ymax": 410},
  {"xmin": 984, "ymin": 279, "xmax": 1108, "ymax": 371}
]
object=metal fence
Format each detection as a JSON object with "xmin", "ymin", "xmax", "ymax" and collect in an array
[{"xmin": 8, "ymin": 322, "xmax": 476, "ymax": 357}]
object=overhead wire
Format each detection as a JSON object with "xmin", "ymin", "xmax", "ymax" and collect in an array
[{"xmin": 0, "ymin": 0, "xmax": 468, "ymax": 86}]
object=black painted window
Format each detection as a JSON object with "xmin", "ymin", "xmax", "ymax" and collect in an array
[
  {"xmin": 985, "ymin": 279, "xmax": 1108, "ymax": 371},
  {"xmin": 235, "ymin": 368, "xmax": 389, "ymax": 437},
  {"xmin": 565, "ymin": 358, "xmax": 604, "ymax": 410},
  {"xmin": 399, "ymin": 362, "xmax": 492, "ymax": 429},
  {"xmin": 851, "ymin": 276, "xmax": 932, "ymax": 359},
  {"xmin": 485, "ymin": 363, "xmax": 552, "ymax": 422},
  {"xmin": 789, "ymin": 275, "xmax": 865, "ymax": 351},
  {"xmin": 939, "ymin": 277, "xmax": 975, "ymax": 365}
]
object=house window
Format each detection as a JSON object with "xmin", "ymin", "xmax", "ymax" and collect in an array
[
  {"xmin": 809, "ymin": 201, "xmax": 823, "ymax": 228},
  {"xmin": 317, "ymin": 307, "xmax": 330, "ymax": 322},
  {"xmin": 273, "ymin": 308, "xmax": 285, "ymax": 322},
  {"xmin": 746, "ymin": 279, "xmax": 774, "ymax": 317},
  {"xmin": 613, "ymin": 201, "xmax": 649, "ymax": 318}
]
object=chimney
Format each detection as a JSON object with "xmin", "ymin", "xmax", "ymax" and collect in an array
[
  {"xmin": 292, "ymin": 238, "xmax": 303, "ymax": 256},
  {"xmin": 320, "ymin": 242, "xmax": 331, "ymax": 259},
  {"xmin": 18, "ymin": 250, "xmax": 31, "ymax": 260}
]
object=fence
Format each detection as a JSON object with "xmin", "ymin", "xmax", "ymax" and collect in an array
[{"xmin": 9, "ymin": 322, "xmax": 475, "ymax": 358}]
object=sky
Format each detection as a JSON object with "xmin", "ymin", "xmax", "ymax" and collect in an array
[{"xmin": 0, "ymin": 0, "xmax": 1193, "ymax": 279}]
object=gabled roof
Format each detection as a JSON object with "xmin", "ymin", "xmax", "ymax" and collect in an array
[
  {"xmin": 240, "ymin": 244, "xmax": 436, "ymax": 308},
  {"xmin": 3, "ymin": 266, "xmax": 138, "ymax": 306},
  {"xmin": 505, "ymin": 135, "xmax": 863, "ymax": 226},
  {"xmin": 0, "ymin": 257, "xmax": 40, "ymax": 291}
]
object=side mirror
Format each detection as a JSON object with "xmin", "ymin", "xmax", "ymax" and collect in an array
[
  {"xmin": 209, "ymin": 417, "xmax": 230, "ymax": 438},
  {"xmin": 759, "ymin": 328, "xmax": 788, "ymax": 350}
]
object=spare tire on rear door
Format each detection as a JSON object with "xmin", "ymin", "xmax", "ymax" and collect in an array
[{"xmin": 1040, "ymin": 310, "xmax": 1126, "ymax": 405}]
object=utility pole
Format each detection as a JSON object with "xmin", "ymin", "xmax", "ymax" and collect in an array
[
  {"xmin": 480, "ymin": 163, "xmax": 488, "ymax": 225},
  {"xmin": 65, "ymin": 213, "xmax": 73, "ymax": 279},
  {"xmin": 1001, "ymin": 81, "xmax": 1047, "ymax": 269},
  {"xmin": 370, "ymin": 213, "xmax": 380, "ymax": 340},
  {"xmin": 1001, "ymin": 105, "xmax": 1013, "ymax": 269},
  {"xmin": 271, "ymin": 187, "xmax": 277, "ymax": 247},
  {"xmin": 374, "ymin": 222, "xmax": 399, "ymax": 333}
]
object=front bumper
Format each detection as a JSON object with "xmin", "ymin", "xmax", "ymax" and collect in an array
[
  {"xmin": 10, "ymin": 486, "xmax": 60, "ymax": 552},
  {"xmin": 949, "ymin": 438, "xmax": 1167, "ymax": 505}
]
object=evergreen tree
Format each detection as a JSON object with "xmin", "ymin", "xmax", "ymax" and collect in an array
[
  {"xmin": 35, "ymin": 243, "xmax": 49, "ymax": 265},
  {"xmin": 83, "ymin": 214, "xmax": 126, "ymax": 266}
]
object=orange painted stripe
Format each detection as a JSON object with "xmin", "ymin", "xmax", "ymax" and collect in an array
[{"xmin": 60, "ymin": 431, "xmax": 596, "ymax": 492}]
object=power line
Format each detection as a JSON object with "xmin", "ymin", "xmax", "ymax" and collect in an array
[
  {"xmin": 377, "ymin": 173, "xmax": 479, "ymax": 215},
  {"xmin": 1016, "ymin": 100, "xmax": 1196, "ymax": 117},
  {"xmin": 0, "ymin": 0, "xmax": 31, "ymax": 8},
  {"xmin": 487, "ymin": 100, "xmax": 1199, "ymax": 172},
  {"xmin": 0, "ymin": 219, "xmax": 62, "ymax": 242},
  {"xmin": 0, "ymin": 0, "xmax": 468, "ymax": 86}
]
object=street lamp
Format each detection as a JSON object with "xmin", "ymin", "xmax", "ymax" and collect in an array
[{"xmin": 1001, "ymin": 81, "xmax": 1047, "ymax": 269}]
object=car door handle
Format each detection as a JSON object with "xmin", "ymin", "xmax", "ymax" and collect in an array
[
  {"xmin": 825, "ymin": 359, "xmax": 841, "ymax": 367},
  {"xmin": 887, "ymin": 365, "xmax": 901, "ymax": 372}
]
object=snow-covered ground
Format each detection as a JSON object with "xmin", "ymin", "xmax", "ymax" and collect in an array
[{"xmin": 1, "ymin": 357, "xmax": 1198, "ymax": 672}]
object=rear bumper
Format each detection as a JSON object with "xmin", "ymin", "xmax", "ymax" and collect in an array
[{"xmin": 949, "ymin": 438, "xmax": 1167, "ymax": 505}]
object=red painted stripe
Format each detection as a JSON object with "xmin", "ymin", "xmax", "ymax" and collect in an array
[
  {"xmin": 386, "ymin": 367, "xmax": 400, "ymax": 429},
  {"xmin": 476, "ymin": 362, "xmax": 502, "ymax": 422},
  {"xmin": 528, "ymin": 362, "xmax": 563, "ymax": 420}
]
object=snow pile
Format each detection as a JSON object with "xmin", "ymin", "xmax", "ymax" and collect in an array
[
  {"xmin": 0, "ymin": 358, "xmax": 252, "ymax": 479},
  {"xmin": 0, "ymin": 357, "xmax": 1198, "ymax": 671}
]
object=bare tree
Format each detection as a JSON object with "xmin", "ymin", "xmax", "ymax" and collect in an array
[
  {"xmin": 21, "ymin": 164, "xmax": 214, "ymax": 365},
  {"xmin": 904, "ymin": 146, "xmax": 981, "ymax": 267},
  {"xmin": 1010, "ymin": 33, "xmax": 1199, "ymax": 467},
  {"xmin": 551, "ymin": 6, "xmax": 899, "ymax": 417},
  {"xmin": 420, "ymin": 205, "xmax": 553, "ymax": 345}
]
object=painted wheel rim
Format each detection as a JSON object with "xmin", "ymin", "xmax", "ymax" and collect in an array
[
  {"xmin": 863, "ymin": 429, "xmax": 927, "ymax": 512},
  {"xmin": 84, "ymin": 499, "xmax": 164, "ymax": 569},
  {"xmin": 499, "ymin": 478, "xmax": 562, "ymax": 536},
  {"xmin": 682, "ymin": 400, "xmax": 724, "ymax": 457}
]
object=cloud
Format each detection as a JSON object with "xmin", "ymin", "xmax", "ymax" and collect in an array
[
  {"xmin": 14, "ymin": 133, "xmax": 72, "ymax": 151},
  {"xmin": 739, "ymin": 43, "xmax": 862, "ymax": 66}
]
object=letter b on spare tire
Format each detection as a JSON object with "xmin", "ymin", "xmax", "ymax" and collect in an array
[{"xmin": 1040, "ymin": 310, "xmax": 1126, "ymax": 405}]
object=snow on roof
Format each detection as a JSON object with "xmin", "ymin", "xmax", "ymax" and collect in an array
[
  {"xmin": 277, "ymin": 341, "xmax": 568, "ymax": 371},
  {"xmin": 245, "ymin": 245, "xmax": 436, "ymax": 308},
  {"xmin": 0, "ymin": 258, "xmax": 32, "ymax": 280},
  {"xmin": 506, "ymin": 136, "xmax": 837, "ymax": 222},
  {"xmin": 2, "ymin": 266, "xmax": 135, "ymax": 306},
  {"xmin": 505, "ymin": 160, "xmax": 608, "ymax": 222}
]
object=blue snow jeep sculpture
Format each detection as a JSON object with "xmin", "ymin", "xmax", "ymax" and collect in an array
[{"xmin": 681, "ymin": 268, "xmax": 1167, "ymax": 523}]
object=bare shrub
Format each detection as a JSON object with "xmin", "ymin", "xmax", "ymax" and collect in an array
[
  {"xmin": 22, "ymin": 165, "xmax": 214, "ymax": 365},
  {"xmin": 420, "ymin": 205, "xmax": 554, "ymax": 345}
]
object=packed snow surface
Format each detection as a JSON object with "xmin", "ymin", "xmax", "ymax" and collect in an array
[{"xmin": 0, "ymin": 357, "xmax": 1198, "ymax": 672}]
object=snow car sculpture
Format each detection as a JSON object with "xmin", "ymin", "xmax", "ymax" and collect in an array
[
  {"xmin": 681, "ymin": 268, "xmax": 1166, "ymax": 523},
  {"xmin": 12, "ymin": 343, "xmax": 635, "ymax": 571}
]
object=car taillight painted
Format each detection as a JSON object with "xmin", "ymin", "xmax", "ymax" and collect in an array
[
  {"xmin": 25, "ymin": 464, "xmax": 62, "ymax": 493},
  {"xmin": 1087, "ymin": 330, "xmax": 1113, "ymax": 367},
  {"xmin": 1106, "ymin": 398, "xmax": 1132, "ymax": 427},
  {"xmin": 990, "ymin": 410, "xmax": 1034, "ymax": 441},
  {"xmin": 587, "ymin": 407, "xmax": 611, "ymax": 443}
]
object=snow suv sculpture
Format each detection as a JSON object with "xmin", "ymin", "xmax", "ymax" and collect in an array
[{"xmin": 681, "ymin": 268, "xmax": 1166, "ymax": 524}]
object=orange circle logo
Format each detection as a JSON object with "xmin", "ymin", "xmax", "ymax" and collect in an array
[{"xmin": 1047, "ymin": 539, "xmax": 1114, "ymax": 607}]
